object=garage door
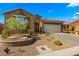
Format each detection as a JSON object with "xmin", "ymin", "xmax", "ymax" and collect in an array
[{"xmin": 44, "ymin": 24, "xmax": 61, "ymax": 33}]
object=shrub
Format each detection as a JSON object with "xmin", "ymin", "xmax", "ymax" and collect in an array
[
  {"xmin": 28, "ymin": 29, "xmax": 34, "ymax": 35},
  {"xmin": 54, "ymin": 40, "xmax": 63, "ymax": 46},
  {"xmin": 45, "ymin": 33, "xmax": 49, "ymax": 36},
  {"xmin": 26, "ymin": 29, "xmax": 35, "ymax": 38},
  {"xmin": 1, "ymin": 29, "xmax": 9, "ymax": 39},
  {"xmin": 51, "ymin": 36, "xmax": 55, "ymax": 40},
  {"xmin": 75, "ymin": 31, "xmax": 79, "ymax": 35},
  {"xmin": 71, "ymin": 31, "xmax": 75, "ymax": 34}
]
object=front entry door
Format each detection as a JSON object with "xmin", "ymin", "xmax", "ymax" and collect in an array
[{"xmin": 35, "ymin": 23, "xmax": 39, "ymax": 32}]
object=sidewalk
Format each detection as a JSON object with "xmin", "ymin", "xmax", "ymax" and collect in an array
[{"xmin": 38, "ymin": 46, "xmax": 79, "ymax": 56}]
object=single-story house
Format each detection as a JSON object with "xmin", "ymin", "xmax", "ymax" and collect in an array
[
  {"xmin": 63, "ymin": 20, "xmax": 79, "ymax": 34},
  {"xmin": 0, "ymin": 23, "xmax": 4, "ymax": 33},
  {"xmin": 3, "ymin": 8, "xmax": 64, "ymax": 34}
]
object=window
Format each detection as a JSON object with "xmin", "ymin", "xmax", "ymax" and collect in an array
[{"xmin": 18, "ymin": 17, "xmax": 25, "ymax": 24}]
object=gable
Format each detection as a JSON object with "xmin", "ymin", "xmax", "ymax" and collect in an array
[
  {"xmin": 15, "ymin": 10, "xmax": 26, "ymax": 16},
  {"xmin": 3, "ymin": 9, "xmax": 34, "ymax": 18}
]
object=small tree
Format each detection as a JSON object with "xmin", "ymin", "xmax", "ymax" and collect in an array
[
  {"xmin": 7, "ymin": 17, "xmax": 27, "ymax": 30},
  {"xmin": 1, "ymin": 29, "xmax": 9, "ymax": 39},
  {"xmin": 6, "ymin": 17, "xmax": 19, "ymax": 30}
]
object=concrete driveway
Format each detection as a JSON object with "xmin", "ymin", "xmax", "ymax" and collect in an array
[
  {"xmin": 39, "ymin": 33, "xmax": 79, "ymax": 56},
  {"xmin": 53, "ymin": 33, "xmax": 79, "ymax": 46}
]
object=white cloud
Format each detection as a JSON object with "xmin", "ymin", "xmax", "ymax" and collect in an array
[
  {"xmin": 67, "ymin": 3, "xmax": 79, "ymax": 8},
  {"xmin": 76, "ymin": 12, "xmax": 79, "ymax": 14},
  {"xmin": 73, "ymin": 16, "xmax": 78, "ymax": 19},
  {"xmin": 48, "ymin": 10, "xmax": 53, "ymax": 13},
  {"xmin": 73, "ymin": 12, "xmax": 79, "ymax": 15}
]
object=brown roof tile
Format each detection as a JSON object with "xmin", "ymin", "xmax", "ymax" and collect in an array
[
  {"xmin": 63, "ymin": 20, "xmax": 79, "ymax": 25},
  {"xmin": 42, "ymin": 19, "xmax": 64, "ymax": 24},
  {"xmin": 3, "ymin": 8, "xmax": 34, "ymax": 16}
]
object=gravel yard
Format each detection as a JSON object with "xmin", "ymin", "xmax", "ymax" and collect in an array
[{"xmin": 0, "ymin": 34, "xmax": 72, "ymax": 56}]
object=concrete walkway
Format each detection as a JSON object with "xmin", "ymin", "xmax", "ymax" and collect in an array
[{"xmin": 39, "ymin": 45, "xmax": 79, "ymax": 56}]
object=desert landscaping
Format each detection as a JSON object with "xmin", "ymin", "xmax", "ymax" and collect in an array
[{"xmin": 0, "ymin": 33, "xmax": 73, "ymax": 56}]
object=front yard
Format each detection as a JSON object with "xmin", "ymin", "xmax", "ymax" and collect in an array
[{"xmin": 0, "ymin": 33, "xmax": 71, "ymax": 56}]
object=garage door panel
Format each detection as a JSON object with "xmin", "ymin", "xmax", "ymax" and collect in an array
[{"xmin": 44, "ymin": 24, "xmax": 61, "ymax": 33}]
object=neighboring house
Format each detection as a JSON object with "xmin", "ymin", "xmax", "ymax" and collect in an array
[
  {"xmin": 0, "ymin": 23, "xmax": 4, "ymax": 33},
  {"xmin": 3, "ymin": 8, "xmax": 64, "ymax": 33},
  {"xmin": 63, "ymin": 20, "xmax": 79, "ymax": 34}
]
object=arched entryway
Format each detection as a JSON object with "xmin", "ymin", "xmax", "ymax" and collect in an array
[{"xmin": 34, "ymin": 23, "xmax": 39, "ymax": 33}]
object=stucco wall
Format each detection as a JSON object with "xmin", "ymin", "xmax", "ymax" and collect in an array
[
  {"xmin": 70, "ymin": 22, "xmax": 79, "ymax": 31},
  {"xmin": 74, "ymin": 24, "xmax": 79, "ymax": 31}
]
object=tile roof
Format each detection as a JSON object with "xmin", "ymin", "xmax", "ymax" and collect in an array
[
  {"xmin": 42, "ymin": 18, "xmax": 64, "ymax": 24},
  {"xmin": 63, "ymin": 20, "xmax": 79, "ymax": 25},
  {"xmin": 3, "ymin": 8, "xmax": 34, "ymax": 16}
]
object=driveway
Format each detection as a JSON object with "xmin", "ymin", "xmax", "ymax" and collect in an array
[{"xmin": 53, "ymin": 33, "xmax": 79, "ymax": 46}]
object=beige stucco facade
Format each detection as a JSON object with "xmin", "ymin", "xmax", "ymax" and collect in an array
[
  {"xmin": 63, "ymin": 20, "xmax": 79, "ymax": 34},
  {"xmin": 70, "ymin": 22, "xmax": 79, "ymax": 31}
]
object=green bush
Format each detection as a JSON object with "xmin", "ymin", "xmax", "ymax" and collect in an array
[
  {"xmin": 45, "ymin": 33, "xmax": 49, "ymax": 36},
  {"xmin": 71, "ymin": 31, "xmax": 75, "ymax": 34},
  {"xmin": 28, "ymin": 29, "xmax": 34, "ymax": 35},
  {"xmin": 0, "ymin": 31, "xmax": 2, "ymax": 34},
  {"xmin": 51, "ymin": 36, "xmax": 55, "ymax": 40},
  {"xmin": 75, "ymin": 31, "xmax": 79, "ymax": 35},
  {"xmin": 1, "ymin": 29, "xmax": 9, "ymax": 39},
  {"xmin": 54, "ymin": 40, "xmax": 63, "ymax": 46}
]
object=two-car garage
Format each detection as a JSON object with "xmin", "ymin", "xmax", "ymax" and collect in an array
[
  {"xmin": 44, "ymin": 24, "xmax": 62, "ymax": 33},
  {"xmin": 42, "ymin": 19, "xmax": 63, "ymax": 33}
]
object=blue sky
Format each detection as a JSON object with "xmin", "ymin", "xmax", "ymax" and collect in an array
[{"xmin": 0, "ymin": 3, "xmax": 79, "ymax": 23}]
